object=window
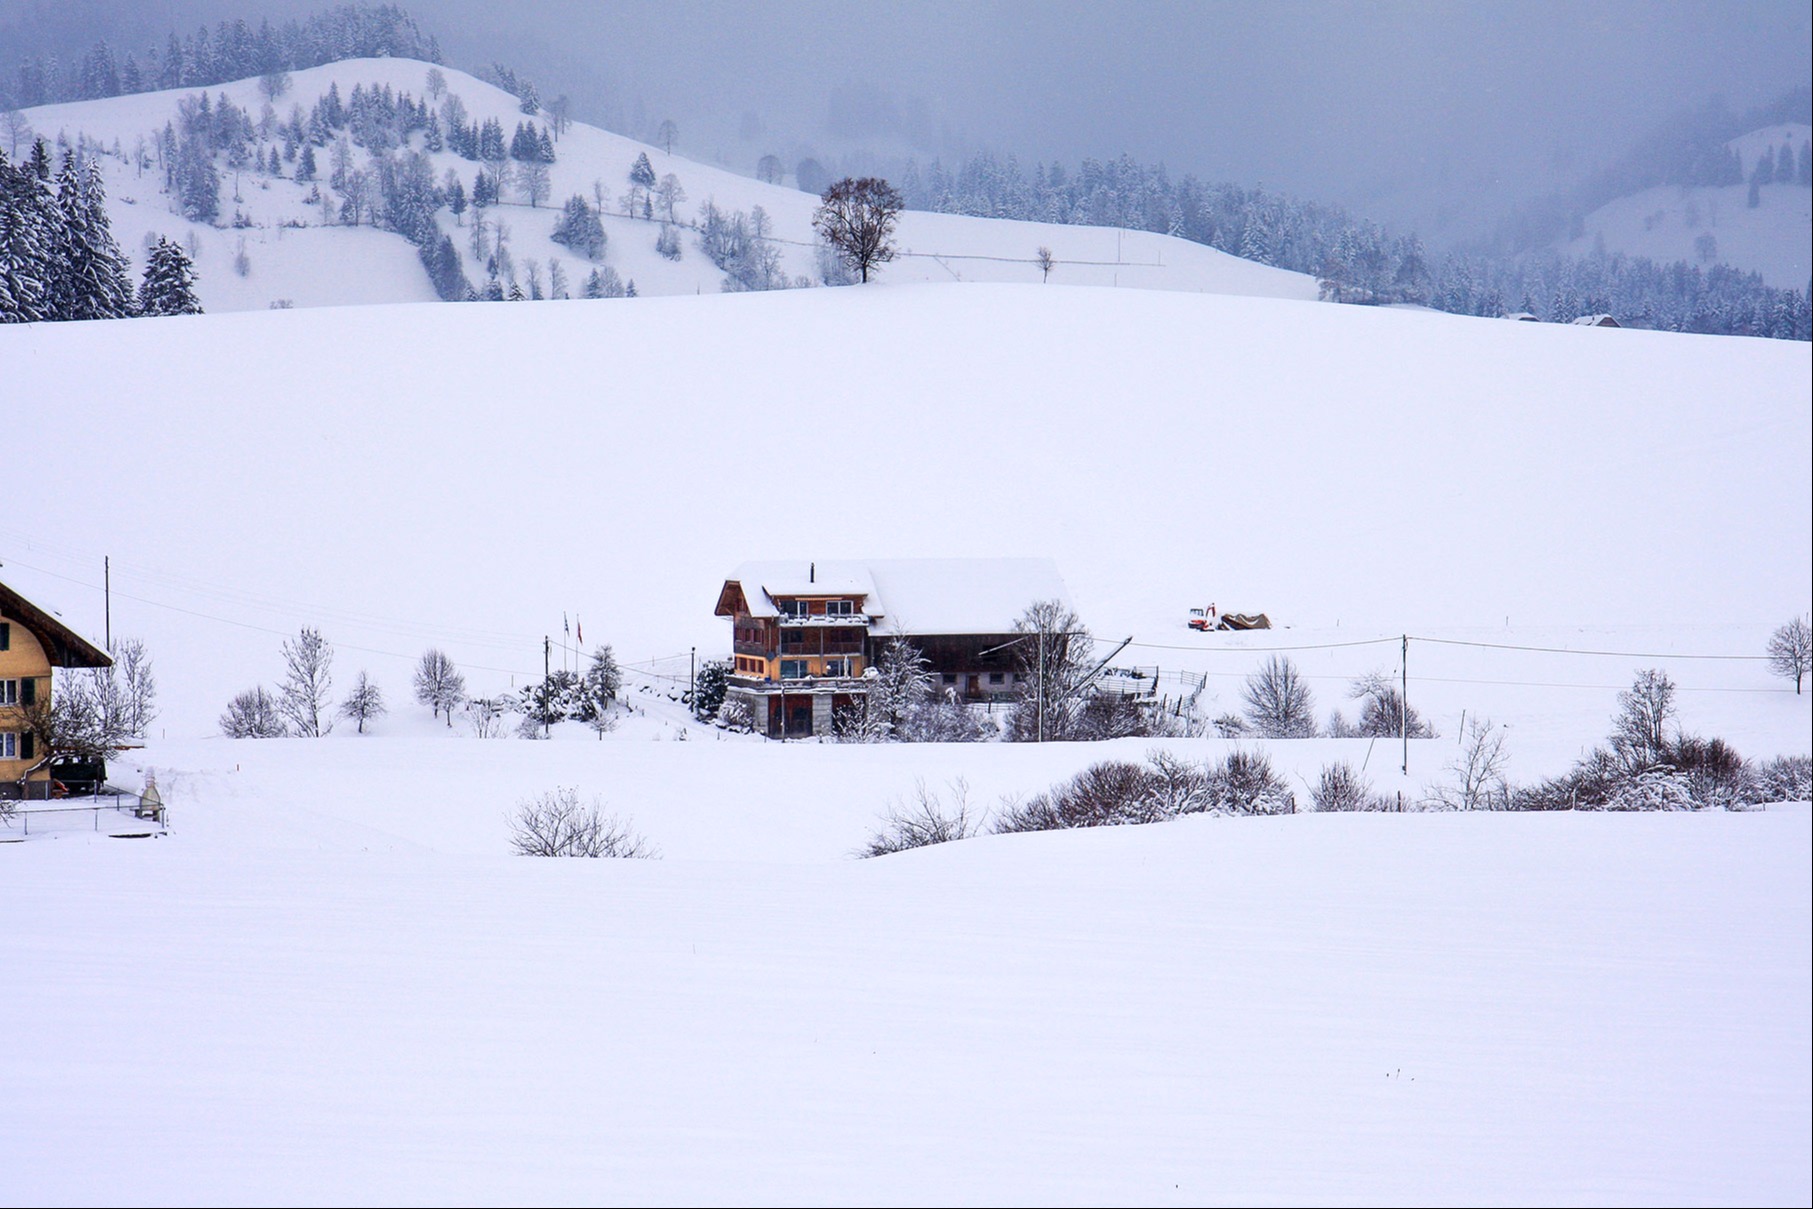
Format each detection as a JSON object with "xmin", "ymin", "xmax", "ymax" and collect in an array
[
  {"xmin": 778, "ymin": 600, "xmax": 804, "ymax": 617},
  {"xmin": 823, "ymin": 658, "xmax": 848, "ymax": 678},
  {"xmin": 942, "ymin": 674, "xmax": 957, "ymax": 686},
  {"xmin": 0, "ymin": 679, "xmax": 15, "ymax": 706},
  {"xmin": 780, "ymin": 660, "xmax": 810, "ymax": 680},
  {"xmin": 988, "ymin": 672, "xmax": 1006, "ymax": 685},
  {"xmin": 825, "ymin": 599, "xmax": 854, "ymax": 616},
  {"xmin": 0, "ymin": 621, "xmax": 9, "ymax": 650},
  {"xmin": 781, "ymin": 629, "xmax": 806, "ymax": 651},
  {"xmin": 0, "ymin": 732, "xmax": 13, "ymax": 759}
]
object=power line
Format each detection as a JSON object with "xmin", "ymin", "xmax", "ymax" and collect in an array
[{"xmin": 1410, "ymin": 635, "xmax": 1770, "ymax": 661}]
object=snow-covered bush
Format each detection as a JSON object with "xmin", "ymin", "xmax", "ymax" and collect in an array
[
  {"xmin": 993, "ymin": 760, "xmax": 1168, "ymax": 833},
  {"xmin": 1312, "ymin": 762, "xmax": 1380, "ymax": 812},
  {"xmin": 1602, "ymin": 768, "xmax": 1697, "ymax": 812},
  {"xmin": 220, "ymin": 686, "xmax": 285, "ymax": 738},
  {"xmin": 1205, "ymin": 749, "xmax": 1297, "ymax": 815},
  {"xmin": 1747, "ymin": 754, "xmax": 1811, "ymax": 804},
  {"xmin": 508, "ymin": 788, "xmax": 655, "ymax": 858},
  {"xmin": 859, "ymin": 779, "xmax": 982, "ymax": 857},
  {"xmin": 716, "ymin": 698, "xmax": 754, "ymax": 734}
]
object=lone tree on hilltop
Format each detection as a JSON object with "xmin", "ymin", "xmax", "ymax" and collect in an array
[
  {"xmin": 1768, "ymin": 616, "xmax": 1811, "ymax": 694},
  {"xmin": 812, "ymin": 176, "xmax": 902, "ymax": 283}
]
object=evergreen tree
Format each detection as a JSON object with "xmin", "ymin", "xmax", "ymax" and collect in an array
[
  {"xmin": 56, "ymin": 155, "xmax": 134, "ymax": 320},
  {"xmin": 629, "ymin": 152, "xmax": 656, "ymax": 190},
  {"xmin": 138, "ymin": 236, "xmax": 202, "ymax": 315},
  {"xmin": 0, "ymin": 146, "xmax": 59, "ymax": 323},
  {"xmin": 550, "ymin": 194, "xmax": 605, "ymax": 259}
]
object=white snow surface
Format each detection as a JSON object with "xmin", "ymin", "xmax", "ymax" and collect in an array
[
  {"xmin": 1565, "ymin": 124, "xmax": 1813, "ymax": 290},
  {"xmin": 3, "ymin": 229, "xmax": 1810, "ymax": 1204},
  {"xmin": 19, "ymin": 58, "xmax": 1319, "ymax": 312}
]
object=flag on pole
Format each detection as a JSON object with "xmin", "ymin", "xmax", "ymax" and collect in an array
[{"xmin": 576, "ymin": 616, "xmax": 583, "ymax": 645}]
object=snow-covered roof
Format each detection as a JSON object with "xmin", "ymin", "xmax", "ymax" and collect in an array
[
  {"xmin": 1571, "ymin": 314, "xmax": 1619, "ymax": 327},
  {"xmin": 721, "ymin": 559, "xmax": 1071, "ymax": 636},
  {"xmin": 1502, "ymin": 312, "xmax": 1540, "ymax": 322}
]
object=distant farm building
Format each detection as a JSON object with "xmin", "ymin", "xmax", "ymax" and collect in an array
[
  {"xmin": 714, "ymin": 559, "xmax": 1072, "ymax": 739},
  {"xmin": 1570, "ymin": 314, "xmax": 1621, "ymax": 327}
]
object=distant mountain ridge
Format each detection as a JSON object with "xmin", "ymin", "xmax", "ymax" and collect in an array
[{"xmin": 10, "ymin": 57, "xmax": 1318, "ymax": 315}]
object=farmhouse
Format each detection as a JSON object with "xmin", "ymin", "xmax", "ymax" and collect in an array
[
  {"xmin": 1, "ymin": 579, "xmax": 112, "ymax": 798},
  {"xmin": 714, "ymin": 559, "xmax": 1073, "ymax": 738}
]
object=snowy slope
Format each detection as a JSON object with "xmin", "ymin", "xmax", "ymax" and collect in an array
[
  {"xmin": 2, "ymin": 283, "xmax": 1807, "ymax": 771},
  {"xmin": 1565, "ymin": 124, "xmax": 1812, "ymax": 290},
  {"xmin": 3, "ymin": 805, "xmax": 1806, "ymax": 1206},
  {"xmin": 18, "ymin": 58, "xmax": 1318, "ymax": 312},
  {"xmin": 4, "ymin": 249, "xmax": 1810, "ymax": 1204}
]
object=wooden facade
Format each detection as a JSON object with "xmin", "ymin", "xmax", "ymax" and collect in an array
[
  {"xmin": 0, "ymin": 580, "xmax": 112, "ymax": 797},
  {"xmin": 714, "ymin": 567, "xmax": 1031, "ymax": 739}
]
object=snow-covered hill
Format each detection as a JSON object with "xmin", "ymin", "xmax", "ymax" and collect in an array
[
  {"xmin": 5, "ymin": 203, "xmax": 1809, "ymax": 1203},
  {"xmin": 17, "ymin": 58, "xmax": 1318, "ymax": 312},
  {"xmin": 4, "ymin": 282, "xmax": 1806, "ymax": 758},
  {"xmin": 1564, "ymin": 124, "xmax": 1812, "ymax": 290}
]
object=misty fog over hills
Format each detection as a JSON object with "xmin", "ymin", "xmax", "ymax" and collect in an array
[{"xmin": 4, "ymin": 0, "xmax": 1807, "ymax": 253}]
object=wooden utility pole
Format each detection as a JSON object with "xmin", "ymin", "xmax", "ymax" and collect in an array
[
  {"xmin": 1401, "ymin": 635, "xmax": 1410, "ymax": 775},
  {"xmin": 104, "ymin": 556, "xmax": 111, "ymax": 652},
  {"xmin": 543, "ymin": 635, "xmax": 552, "ymax": 738}
]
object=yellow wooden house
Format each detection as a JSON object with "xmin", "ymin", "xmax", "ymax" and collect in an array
[{"xmin": 1, "ymin": 579, "xmax": 112, "ymax": 798}]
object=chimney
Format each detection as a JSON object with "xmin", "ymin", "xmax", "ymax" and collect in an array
[{"xmin": 809, "ymin": 561, "xmax": 815, "ymax": 584}]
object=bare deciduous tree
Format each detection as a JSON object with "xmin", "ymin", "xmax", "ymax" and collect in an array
[
  {"xmin": 811, "ymin": 176, "xmax": 903, "ymax": 283},
  {"xmin": 116, "ymin": 638, "xmax": 157, "ymax": 738},
  {"xmin": 278, "ymin": 627, "xmax": 334, "ymax": 737},
  {"xmin": 1611, "ymin": 668, "xmax": 1676, "ymax": 772},
  {"xmin": 1241, "ymin": 655, "xmax": 1317, "ymax": 737},
  {"xmin": 1768, "ymin": 616, "xmax": 1811, "ymax": 694},
  {"xmin": 1036, "ymin": 245, "xmax": 1055, "ymax": 282},
  {"xmin": 756, "ymin": 153, "xmax": 784, "ymax": 184},
  {"xmin": 414, "ymin": 649, "xmax": 466, "ymax": 725},
  {"xmin": 2, "ymin": 109, "xmax": 34, "ymax": 158},
  {"xmin": 1007, "ymin": 599, "xmax": 1096, "ymax": 742},
  {"xmin": 1438, "ymin": 717, "xmax": 1511, "ymax": 810},
  {"xmin": 465, "ymin": 695, "xmax": 506, "ymax": 738},
  {"xmin": 654, "ymin": 118, "xmax": 678, "ymax": 153},
  {"xmin": 508, "ymin": 788, "xmax": 655, "ymax": 858},
  {"xmin": 339, "ymin": 670, "xmax": 386, "ymax": 734}
]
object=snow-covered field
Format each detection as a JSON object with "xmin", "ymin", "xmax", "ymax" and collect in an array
[
  {"xmin": 6, "ymin": 788, "xmax": 1808, "ymax": 1205},
  {"xmin": 4, "ymin": 247, "xmax": 1809, "ymax": 1201},
  {"xmin": 1565, "ymin": 124, "xmax": 1812, "ymax": 290},
  {"xmin": 18, "ymin": 58, "xmax": 1318, "ymax": 312}
]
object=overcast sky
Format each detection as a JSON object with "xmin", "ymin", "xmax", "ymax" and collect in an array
[{"xmin": 7, "ymin": 0, "xmax": 1810, "ymax": 233}]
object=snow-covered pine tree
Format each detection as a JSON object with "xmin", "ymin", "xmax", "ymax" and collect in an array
[
  {"xmin": 56, "ymin": 155, "xmax": 134, "ymax": 320},
  {"xmin": 0, "ymin": 146, "xmax": 60, "ymax": 323},
  {"xmin": 630, "ymin": 152, "xmax": 656, "ymax": 190},
  {"xmin": 137, "ymin": 236, "xmax": 202, "ymax": 315}
]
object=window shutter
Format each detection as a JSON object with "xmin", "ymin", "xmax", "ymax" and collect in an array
[
  {"xmin": 20, "ymin": 677, "xmax": 35, "ymax": 706},
  {"xmin": 0, "ymin": 621, "xmax": 10, "ymax": 649},
  {"xmin": 21, "ymin": 733, "xmax": 33, "ymax": 760}
]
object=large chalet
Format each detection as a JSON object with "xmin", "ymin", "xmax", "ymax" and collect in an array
[
  {"xmin": 1, "ymin": 578, "xmax": 112, "ymax": 798},
  {"xmin": 713, "ymin": 559, "xmax": 1073, "ymax": 738}
]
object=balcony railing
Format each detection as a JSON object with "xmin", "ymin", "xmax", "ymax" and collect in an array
[{"xmin": 775, "ymin": 613, "xmax": 870, "ymax": 627}]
